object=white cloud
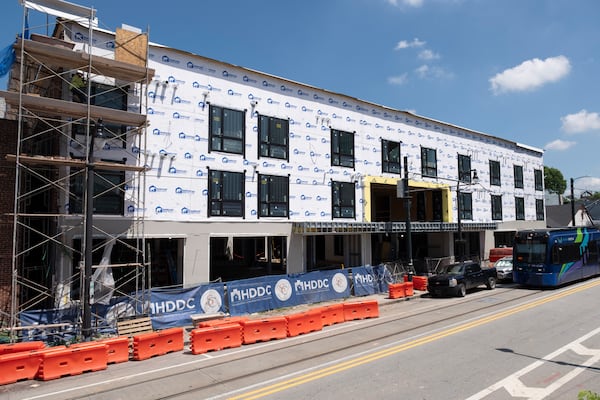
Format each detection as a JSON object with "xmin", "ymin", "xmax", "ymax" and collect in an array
[
  {"xmin": 388, "ymin": 73, "xmax": 409, "ymax": 85},
  {"xmin": 394, "ymin": 38, "xmax": 426, "ymax": 50},
  {"xmin": 544, "ymin": 139, "xmax": 576, "ymax": 151},
  {"xmin": 418, "ymin": 49, "xmax": 440, "ymax": 60},
  {"xmin": 489, "ymin": 55, "xmax": 571, "ymax": 95},
  {"xmin": 561, "ymin": 110, "xmax": 600, "ymax": 134},
  {"xmin": 387, "ymin": 0, "xmax": 425, "ymax": 7},
  {"xmin": 415, "ymin": 64, "xmax": 453, "ymax": 79}
]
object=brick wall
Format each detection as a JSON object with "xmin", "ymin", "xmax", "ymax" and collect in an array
[{"xmin": 0, "ymin": 119, "xmax": 17, "ymax": 325}]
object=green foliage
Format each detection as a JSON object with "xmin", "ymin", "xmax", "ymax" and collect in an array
[
  {"xmin": 544, "ymin": 166, "xmax": 567, "ymax": 195},
  {"xmin": 579, "ymin": 390, "xmax": 600, "ymax": 400}
]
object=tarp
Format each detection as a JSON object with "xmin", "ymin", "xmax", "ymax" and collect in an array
[
  {"xmin": 352, "ymin": 266, "xmax": 377, "ymax": 296},
  {"xmin": 0, "ymin": 43, "xmax": 15, "ymax": 78},
  {"xmin": 227, "ymin": 275, "xmax": 294, "ymax": 316},
  {"xmin": 289, "ymin": 269, "xmax": 350, "ymax": 305},
  {"xmin": 149, "ymin": 283, "xmax": 225, "ymax": 329}
]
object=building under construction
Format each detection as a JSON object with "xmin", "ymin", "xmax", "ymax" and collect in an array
[{"xmin": 0, "ymin": 0, "xmax": 546, "ymax": 339}]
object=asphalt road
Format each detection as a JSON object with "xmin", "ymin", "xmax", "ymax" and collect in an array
[{"xmin": 4, "ymin": 279, "xmax": 600, "ymax": 400}]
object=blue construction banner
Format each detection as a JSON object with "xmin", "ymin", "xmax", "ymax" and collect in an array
[
  {"xmin": 149, "ymin": 283, "xmax": 225, "ymax": 329},
  {"xmin": 227, "ymin": 275, "xmax": 297, "ymax": 315},
  {"xmin": 290, "ymin": 269, "xmax": 350, "ymax": 305},
  {"xmin": 373, "ymin": 264, "xmax": 394, "ymax": 293},
  {"xmin": 352, "ymin": 266, "xmax": 377, "ymax": 296}
]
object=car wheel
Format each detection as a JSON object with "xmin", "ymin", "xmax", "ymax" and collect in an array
[
  {"xmin": 486, "ymin": 277, "xmax": 496, "ymax": 290},
  {"xmin": 457, "ymin": 284, "xmax": 466, "ymax": 297}
]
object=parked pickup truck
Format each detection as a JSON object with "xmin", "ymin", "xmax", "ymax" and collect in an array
[{"xmin": 427, "ymin": 261, "xmax": 497, "ymax": 297}]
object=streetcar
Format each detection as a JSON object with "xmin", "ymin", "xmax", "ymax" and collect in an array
[{"xmin": 513, "ymin": 227, "xmax": 600, "ymax": 287}]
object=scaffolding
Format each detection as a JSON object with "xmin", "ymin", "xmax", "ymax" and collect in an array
[{"xmin": 2, "ymin": 0, "xmax": 154, "ymax": 341}]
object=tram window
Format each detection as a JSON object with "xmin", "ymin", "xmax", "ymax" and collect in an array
[{"xmin": 554, "ymin": 244, "xmax": 581, "ymax": 264}]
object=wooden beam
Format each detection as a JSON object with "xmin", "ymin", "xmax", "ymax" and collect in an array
[
  {"xmin": 0, "ymin": 90, "xmax": 148, "ymax": 127},
  {"xmin": 14, "ymin": 38, "xmax": 155, "ymax": 83}
]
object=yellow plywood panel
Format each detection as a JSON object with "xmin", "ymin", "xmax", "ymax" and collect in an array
[{"xmin": 115, "ymin": 28, "xmax": 148, "ymax": 67}]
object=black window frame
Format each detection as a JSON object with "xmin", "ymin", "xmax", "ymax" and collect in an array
[
  {"xmin": 69, "ymin": 162, "xmax": 125, "ymax": 215},
  {"xmin": 459, "ymin": 191, "xmax": 473, "ymax": 220},
  {"xmin": 515, "ymin": 196, "xmax": 525, "ymax": 220},
  {"xmin": 534, "ymin": 169, "xmax": 543, "ymax": 191},
  {"xmin": 458, "ymin": 154, "xmax": 472, "ymax": 183},
  {"xmin": 382, "ymin": 139, "xmax": 401, "ymax": 174},
  {"xmin": 332, "ymin": 180, "xmax": 356, "ymax": 219},
  {"xmin": 331, "ymin": 129, "xmax": 355, "ymax": 168},
  {"xmin": 209, "ymin": 104, "xmax": 246, "ymax": 156},
  {"xmin": 491, "ymin": 195, "xmax": 503, "ymax": 220},
  {"xmin": 258, "ymin": 173, "xmax": 289, "ymax": 218},
  {"xmin": 514, "ymin": 165, "xmax": 524, "ymax": 189},
  {"xmin": 208, "ymin": 169, "xmax": 245, "ymax": 218},
  {"xmin": 535, "ymin": 198, "xmax": 544, "ymax": 221},
  {"xmin": 489, "ymin": 160, "xmax": 501, "ymax": 186},
  {"xmin": 421, "ymin": 147, "xmax": 437, "ymax": 178},
  {"xmin": 258, "ymin": 114, "xmax": 289, "ymax": 161}
]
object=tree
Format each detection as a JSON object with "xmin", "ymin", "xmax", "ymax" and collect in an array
[{"xmin": 544, "ymin": 166, "xmax": 566, "ymax": 202}]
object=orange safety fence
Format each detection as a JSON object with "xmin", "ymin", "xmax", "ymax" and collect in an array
[
  {"xmin": 285, "ymin": 309, "xmax": 323, "ymax": 337},
  {"xmin": 0, "ymin": 341, "xmax": 45, "ymax": 355},
  {"xmin": 317, "ymin": 303, "xmax": 345, "ymax": 326},
  {"xmin": 343, "ymin": 300, "xmax": 380, "ymax": 321},
  {"xmin": 190, "ymin": 323, "xmax": 243, "ymax": 355},
  {"xmin": 241, "ymin": 316, "xmax": 288, "ymax": 345},
  {"xmin": 37, "ymin": 343, "xmax": 108, "ymax": 381}
]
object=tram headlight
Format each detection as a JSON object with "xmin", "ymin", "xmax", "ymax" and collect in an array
[{"xmin": 449, "ymin": 278, "xmax": 457, "ymax": 287}]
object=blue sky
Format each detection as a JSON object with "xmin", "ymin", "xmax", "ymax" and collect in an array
[{"xmin": 2, "ymin": 0, "xmax": 600, "ymax": 195}]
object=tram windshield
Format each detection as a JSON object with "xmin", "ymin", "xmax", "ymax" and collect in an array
[{"xmin": 514, "ymin": 242, "xmax": 546, "ymax": 263}]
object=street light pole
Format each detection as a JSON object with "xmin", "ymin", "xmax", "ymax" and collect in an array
[
  {"xmin": 570, "ymin": 177, "xmax": 575, "ymax": 226},
  {"xmin": 403, "ymin": 156, "xmax": 413, "ymax": 270}
]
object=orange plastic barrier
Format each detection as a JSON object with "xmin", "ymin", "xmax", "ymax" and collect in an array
[
  {"xmin": 318, "ymin": 303, "xmax": 345, "ymax": 326},
  {"xmin": 0, "ymin": 346, "xmax": 60, "ymax": 385},
  {"xmin": 241, "ymin": 316, "xmax": 288, "ymax": 344},
  {"xmin": 343, "ymin": 300, "xmax": 380, "ymax": 321},
  {"xmin": 190, "ymin": 323, "xmax": 243, "ymax": 355},
  {"xmin": 0, "ymin": 341, "xmax": 45, "ymax": 355},
  {"xmin": 37, "ymin": 344, "xmax": 108, "ymax": 381},
  {"xmin": 388, "ymin": 283, "xmax": 406, "ymax": 299},
  {"xmin": 285, "ymin": 309, "xmax": 323, "ymax": 337},
  {"xmin": 197, "ymin": 316, "xmax": 248, "ymax": 328},
  {"xmin": 71, "ymin": 337, "xmax": 130, "ymax": 364},
  {"xmin": 404, "ymin": 281, "xmax": 414, "ymax": 297},
  {"xmin": 132, "ymin": 327, "xmax": 184, "ymax": 361},
  {"xmin": 411, "ymin": 276, "xmax": 428, "ymax": 291}
]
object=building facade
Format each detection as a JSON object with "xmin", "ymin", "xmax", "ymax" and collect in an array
[{"xmin": 1, "ymin": 2, "xmax": 545, "ymax": 323}]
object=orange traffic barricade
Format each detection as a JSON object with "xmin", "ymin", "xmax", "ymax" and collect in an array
[
  {"xmin": 190, "ymin": 323, "xmax": 243, "ymax": 355},
  {"xmin": 404, "ymin": 281, "xmax": 414, "ymax": 297},
  {"xmin": 71, "ymin": 336, "xmax": 130, "ymax": 364},
  {"xmin": 0, "ymin": 341, "xmax": 45, "ymax": 356},
  {"xmin": 197, "ymin": 316, "xmax": 248, "ymax": 328},
  {"xmin": 241, "ymin": 316, "xmax": 288, "ymax": 345},
  {"xmin": 388, "ymin": 283, "xmax": 406, "ymax": 299},
  {"xmin": 37, "ymin": 344, "xmax": 108, "ymax": 381},
  {"xmin": 343, "ymin": 300, "xmax": 380, "ymax": 321},
  {"xmin": 285, "ymin": 309, "xmax": 323, "ymax": 337},
  {"xmin": 317, "ymin": 303, "xmax": 345, "ymax": 326},
  {"xmin": 132, "ymin": 327, "xmax": 184, "ymax": 361}
]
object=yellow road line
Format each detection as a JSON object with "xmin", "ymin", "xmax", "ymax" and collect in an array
[{"xmin": 229, "ymin": 280, "xmax": 600, "ymax": 400}]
